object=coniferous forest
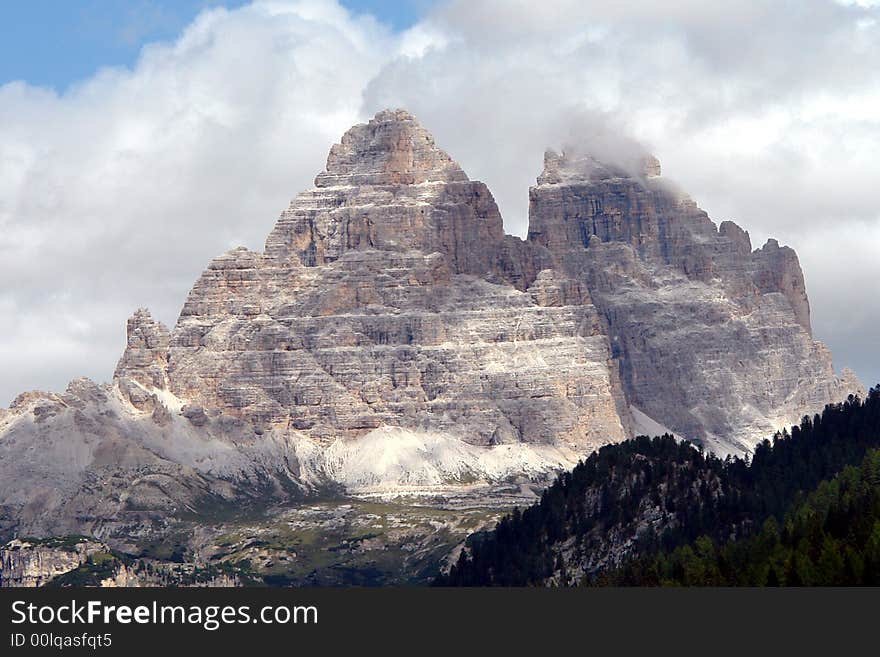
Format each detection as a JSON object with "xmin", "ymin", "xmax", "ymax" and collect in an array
[
  {"xmin": 602, "ymin": 448, "xmax": 880, "ymax": 585},
  {"xmin": 436, "ymin": 387, "xmax": 880, "ymax": 586}
]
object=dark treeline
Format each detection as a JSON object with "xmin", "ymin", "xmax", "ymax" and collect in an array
[
  {"xmin": 436, "ymin": 387, "xmax": 880, "ymax": 586},
  {"xmin": 603, "ymin": 449, "xmax": 880, "ymax": 585}
]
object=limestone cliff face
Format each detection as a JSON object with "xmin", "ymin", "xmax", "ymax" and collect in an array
[
  {"xmin": 528, "ymin": 148, "xmax": 859, "ymax": 452},
  {"xmin": 115, "ymin": 309, "xmax": 171, "ymax": 387},
  {"xmin": 114, "ymin": 309, "xmax": 172, "ymax": 415},
  {"xmin": 0, "ymin": 539, "xmax": 242, "ymax": 587},
  {"xmin": 0, "ymin": 538, "xmax": 105, "ymax": 587},
  {"xmin": 160, "ymin": 118, "xmax": 858, "ymax": 456},
  {"xmin": 0, "ymin": 110, "xmax": 862, "ymax": 541},
  {"xmin": 168, "ymin": 110, "xmax": 627, "ymax": 451},
  {"xmin": 529, "ymin": 150, "xmax": 811, "ymax": 331},
  {"xmin": 263, "ymin": 109, "xmax": 532, "ymax": 285}
]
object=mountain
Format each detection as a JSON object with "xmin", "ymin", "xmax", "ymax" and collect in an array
[
  {"xmin": 529, "ymin": 148, "xmax": 861, "ymax": 452},
  {"xmin": 436, "ymin": 387, "xmax": 880, "ymax": 586},
  {"xmin": 0, "ymin": 109, "xmax": 860, "ymax": 583}
]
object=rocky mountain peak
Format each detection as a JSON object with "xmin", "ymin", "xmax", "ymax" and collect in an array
[
  {"xmin": 264, "ymin": 109, "xmax": 508, "ymax": 277},
  {"xmin": 114, "ymin": 308, "xmax": 170, "ymax": 397},
  {"xmin": 314, "ymin": 108, "xmax": 468, "ymax": 188},
  {"xmin": 122, "ymin": 308, "xmax": 169, "ymax": 348},
  {"xmin": 536, "ymin": 148, "xmax": 662, "ymax": 186}
]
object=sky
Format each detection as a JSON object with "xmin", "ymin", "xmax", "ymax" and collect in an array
[
  {"xmin": 0, "ymin": 0, "xmax": 878, "ymax": 406},
  {"xmin": 0, "ymin": 1, "xmax": 427, "ymax": 90}
]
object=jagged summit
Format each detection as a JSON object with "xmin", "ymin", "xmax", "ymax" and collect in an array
[
  {"xmin": 314, "ymin": 109, "xmax": 468, "ymax": 188},
  {"xmin": 113, "ymin": 307, "xmax": 171, "ymax": 414},
  {"xmin": 114, "ymin": 309, "xmax": 169, "ymax": 381},
  {"xmin": 264, "ymin": 108, "xmax": 508, "ymax": 276}
]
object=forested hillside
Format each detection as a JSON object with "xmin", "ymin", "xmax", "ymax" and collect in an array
[
  {"xmin": 436, "ymin": 387, "xmax": 880, "ymax": 586},
  {"xmin": 601, "ymin": 449, "xmax": 880, "ymax": 585}
]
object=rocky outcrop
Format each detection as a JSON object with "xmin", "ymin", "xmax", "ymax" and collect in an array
[
  {"xmin": 0, "ymin": 538, "xmax": 244, "ymax": 587},
  {"xmin": 114, "ymin": 309, "xmax": 171, "ymax": 387},
  {"xmin": 114, "ymin": 309, "xmax": 172, "ymax": 413},
  {"xmin": 0, "ymin": 109, "xmax": 862, "ymax": 545},
  {"xmin": 0, "ymin": 538, "xmax": 106, "ymax": 587}
]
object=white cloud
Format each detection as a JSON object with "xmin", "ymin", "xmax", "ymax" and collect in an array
[
  {"xmin": 1, "ymin": 0, "xmax": 879, "ymax": 405},
  {"xmin": 0, "ymin": 1, "xmax": 392, "ymax": 404}
]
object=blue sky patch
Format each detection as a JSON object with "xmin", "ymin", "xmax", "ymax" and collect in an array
[{"xmin": 0, "ymin": 1, "xmax": 429, "ymax": 90}]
